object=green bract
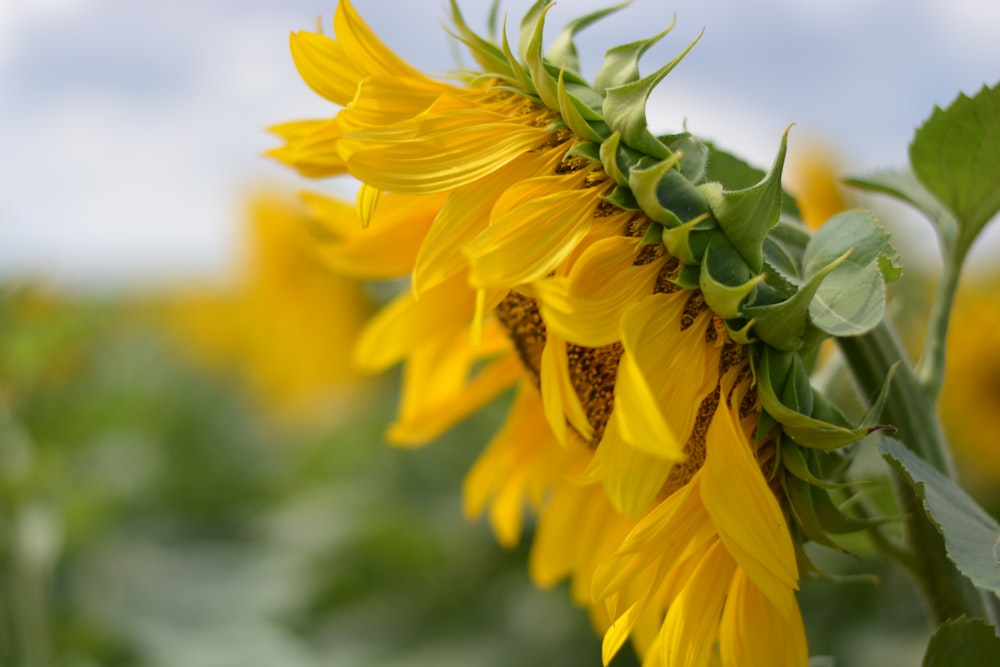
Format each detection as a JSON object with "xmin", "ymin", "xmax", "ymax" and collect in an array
[{"xmin": 450, "ymin": 0, "xmax": 902, "ymax": 545}]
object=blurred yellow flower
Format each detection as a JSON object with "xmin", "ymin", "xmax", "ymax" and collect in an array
[
  {"xmin": 165, "ymin": 192, "xmax": 372, "ymax": 424},
  {"xmin": 270, "ymin": 2, "xmax": 808, "ymax": 664},
  {"xmin": 939, "ymin": 277, "xmax": 1000, "ymax": 503},
  {"xmin": 786, "ymin": 142, "xmax": 850, "ymax": 231}
]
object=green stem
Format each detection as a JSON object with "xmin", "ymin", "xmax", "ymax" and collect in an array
[
  {"xmin": 915, "ymin": 249, "xmax": 963, "ymax": 400},
  {"xmin": 838, "ymin": 323, "xmax": 982, "ymax": 625}
]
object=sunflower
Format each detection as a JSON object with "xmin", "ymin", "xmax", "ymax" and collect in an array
[
  {"xmin": 164, "ymin": 192, "xmax": 372, "ymax": 424},
  {"xmin": 270, "ymin": 1, "xmax": 898, "ymax": 664},
  {"xmin": 939, "ymin": 278, "xmax": 1000, "ymax": 505}
]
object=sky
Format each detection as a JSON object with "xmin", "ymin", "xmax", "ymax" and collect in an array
[{"xmin": 1, "ymin": 0, "xmax": 998, "ymax": 289}]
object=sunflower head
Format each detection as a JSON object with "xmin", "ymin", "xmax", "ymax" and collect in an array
[{"xmin": 269, "ymin": 1, "xmax": 905, "ymax": 664}]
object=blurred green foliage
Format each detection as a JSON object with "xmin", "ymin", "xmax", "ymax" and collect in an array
[
  {"xmin": 0, "ymin": 288, "xmax": 931, "ymax": 666},
  {"xmin": 0, "ymin": 290, "xmax": 613, "ymax": 667}
]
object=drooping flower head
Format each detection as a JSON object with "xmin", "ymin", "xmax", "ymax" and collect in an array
[{"xmin": 269, "ymin": 2, "xmax": 900, "ymax": 664}]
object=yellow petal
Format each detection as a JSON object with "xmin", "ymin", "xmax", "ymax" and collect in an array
[
  {"xmin": 615, "ymin": 292, "xmax": 719, "ymax": 458},
  {"xmin": 462, "ymin": 382, "xmax": 579, "ymax": 547},
  {"xmin": 660, "ymin": 541, "xmax": 735, "ymax": 667},
  {"xmin": 466, "ymin": 184, "xmax": 605, "ymax": 288},
  {"xmin": 719, "ymin": 569, "xmax": 809, "ymax": 667},
  {"xmin": 388, "ymin": 339, "xmax": 520, "ymax": 446},
  {"xmin": 700, "ymin": 393, "xmax": 799, "ymax": 617},
  {"xmin": 340, "ymin": 110, "xmax": 551, "ymax": 193},
  {"xmin": 591, "ymin": 480, "xmax": 708, "ymax": 600},
  {"xmin": 289, "ymin": 30, "xmax": 363, "ymax": 105},
  {"xmin": 355, "ymin": 184, "xmax": 381, "ymax": 229},
  {"xmin": 413, "ymin": 148, "xmax": 564, "ymax": 294},
  {"xmin": 539, "ymin": 235, "xmax": 665, "ymax": 347},
  {"xmin": 266, "ymin": 119, "xmax": 347, "ymax": 178},
  {"xmin": 302, "ymin": 191, "xmax": 446, "ymax": 279},
  {"xmin": 353, "ymin": 273, "xmax": 474, "ymax": 371},
  {"xmin": 597, "ymin": 414, "xmax": 676, "ymax": 518},
  {"xmin": 602, "ymin": 595, "xmax": 648, "ymax": 666},
  {"xmin": 341, "ymin": 75, "xmax": 465, "ymax": 130},
  {"xmin": 540, "ymin": 334, "xmax": 594, "ymax": 444},
  {"xmin": 615, "ymin": 351, "xmax": 681, "ymax": 459},
  {"xmin": 333, "ymin": 0, "xmax": 426, "ymax": 80}
]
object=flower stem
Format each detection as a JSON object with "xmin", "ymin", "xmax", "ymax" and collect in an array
[
  {"xmin": 915, "ymin": 249, "xmax": 963, "ymax": 400},
  {"xmin": 838, "ymin": 323, "xmax": 983, "ymax": 625}
]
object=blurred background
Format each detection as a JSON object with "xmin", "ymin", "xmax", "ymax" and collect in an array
[{"xmin": 1, "ymin": 1, "xmax": 999, "ymax": 665}]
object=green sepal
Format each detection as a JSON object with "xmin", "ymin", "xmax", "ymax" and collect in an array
[
  {"xmin": 782, "ymin": 441, "xmax": 856, "ymax": 490},
  {"xmin": 563, "ymin": 82, "xmax": 605, "ymax": 119},
  {"xmin": 672, "ymin": 264, "xmax": 701, "ymax": 290},
  {"xmin": 486, "ymin": 0, "xmax": 501, "ymax": 38},
  {"xmin": 661, "ymin": 132, "xmax": 709, "ymax": 183},
  {"xmin": 599, "ymin": 131, "xmax": 647, "ymax": 188},
  {"xmin": 785, "ymin": 474, "xmax": 848, "ymax": 551},
  {"xmin": 755, "ymin": 346, "xmax": 878, "ymax": 451},
  {"xmin": 703, "ymin": 142, "xmax": 801, "ymax": 219},
  {"xmin": 699, "ymin": 234, "xmax": 764, "ymax": 319},
  {"xmin": 706, "ymin": 127, "xmax": 790, "ymax": 272},
  {"xmin": 629, "ymin": 155, "xmax": 710, "ymax": 227},
  {"xmin": 446, "ymin": 0, "xmax": 512, "ymax": 79},
  {"xmin": 521, "ymin": 2, "xmax": 560, "ymax": 110},
  {"xmin": 604, "ymin": 185, "xmax": 639, "ymax": 210},
  {"xmin": 557, "ymin": 69, "xmax": 605, "ymax": 142},
  {"xmin": 762, "ymin": 219, "xmax": 810, "ymax": 289},
  {"xmin": 594, "ymin": 17, "xmax": 675, "ymax": 92},
  {"xmin": 661, "ymin": 213, "xmax": 712, "ymax": 265},
  {"xmin": 779, "ymin": 348, "xmax": 814, "ymax": 417},
  {"xmin": 566, "ymin": 141, "xmax": 601, "ymax": 163},
  {"xmin": 744, "ymin": 249, "xmax": 850, "ymax": 351},
  {"xmin": 726, "ymin": 318, "xmax": 757, "ymax": 345},
  {"xmin": 811, "ymin": 484, "xmax": 897, "ymax": 535},
  {"xmin": 500, "ymin": 15, "xmax": 535, "ymax": 95},
  {"xmin": 547, "ymin": 1, "xmax": 631, "ymax": 74},
  {"xmin": 639, "ymin": 220, "xmax": 664, "ymax": 246},
  {"xmin": 602, "ymin": 30, "xmax": 701, "ymax": 158}
]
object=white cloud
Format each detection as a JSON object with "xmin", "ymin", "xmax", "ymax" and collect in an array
[{"xmin": 3, "ymin": 0, "xmax": 998, "ymax": 287}]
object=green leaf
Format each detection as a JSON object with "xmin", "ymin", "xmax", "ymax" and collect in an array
[
  {"xmin": 881, "ymin": 438, "xmax": 1000, "ymax": 597},
  {"xmin": 706, "ymin": 128, "xmax": 790, "ymax": 272},
  {"xmin": 910, "ymin": 83, "xmax": 1000, "ymax": 258},
  {"xmin": 593, "ymin": 18, "xmax": 675, "ymax": 92},
  {"xmin": 803, "ymin": 210, "xmax": 899, "ymax": 278},
  {"xmin": 845, "ymin": 168, "xmax": 959, "ymax": 252},
  {"xmin": 922, "ymin": 617, "xmax": 1000, "ymax": 667},
  {"xmin": 745, "ymin": 249, "xmax": 849, "ymax": 351},
  {"xmin": 801, "ymin": 210, "xmax": 900, "ymax": 337},
  {"xmin": 810, "ymin": 261, "xmax": 885, "ymax": 337}
]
